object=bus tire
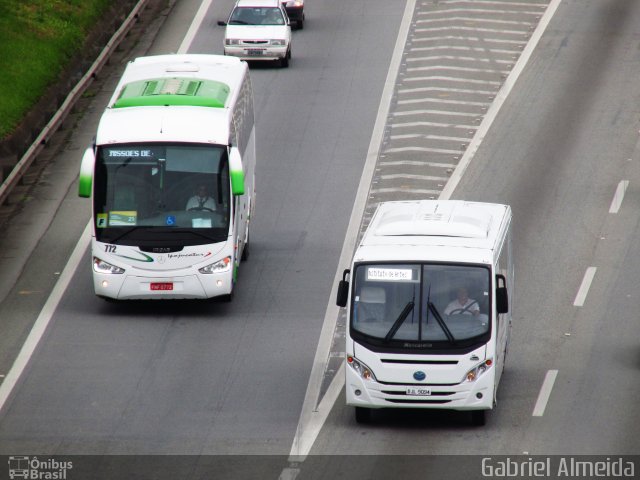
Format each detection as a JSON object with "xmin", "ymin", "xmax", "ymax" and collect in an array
[
  {"xmin": 241, "ymin": 234, "xmax": 250, "ymax": 262},
  {"xmin": 355, "ymin": 407, "xmax": 372, "ymax": 424},
  {"xmin": 471, "ymin": 410, "xmax": 486, "ymax": 426}
]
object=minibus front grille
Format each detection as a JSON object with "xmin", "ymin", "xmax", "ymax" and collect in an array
[
  {"xmin": 380, "ymin": 359, "xmax": 458, "ymax": 365},
  {"xmin": 385, "ymin": 398, "xmax": 451, "ymax": 404},
  {"xmin": 378, "ymin": 380, "xmax": 459, "ymax": 387},
  {"xmin": 381, "ymin": 390, "xmax": 455, "ymax": 397}
]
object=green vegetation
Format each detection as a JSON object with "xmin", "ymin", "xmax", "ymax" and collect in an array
[{"xmin": 0, "ymin": 0, "xmax": 112, "ymax": 139}]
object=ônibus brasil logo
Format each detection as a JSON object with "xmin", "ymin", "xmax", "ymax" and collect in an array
[{"xmin": 8, "ymin": 456, "xmax": 72, "ymax": 479}]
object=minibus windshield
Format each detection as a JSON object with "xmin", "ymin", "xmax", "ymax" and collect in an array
[{"xmin": 351, "ymin": 263, "xmax": 491, "ymax": 349}]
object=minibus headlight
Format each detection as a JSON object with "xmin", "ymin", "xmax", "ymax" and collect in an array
[
  {"xmin": 199, "ymin": 256, "xmax": 232, "ymax": 274},
  {"xmin": 465, "ymin": 358, "xmax": 493, "ymax": 382},
  {"xmin": 225, "ymin": 39, "xmax": 241, "ymax": 46},
  {"xmin": 347, "ymin": 355, "xmax": 377, "ymax": 382},
  {"xmin": 93, "ymin": 257, "xmax": 125, "ymax": 274},
  {"xmin": 271, "ymin": 39, "xmax": 286, "ymax": 46}
]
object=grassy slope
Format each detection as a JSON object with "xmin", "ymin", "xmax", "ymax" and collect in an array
[{"xmin": 0, "ymin": 0, "xmax": 111, "ymax": 139}]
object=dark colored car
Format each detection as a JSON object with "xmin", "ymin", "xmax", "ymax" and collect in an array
[{"xmin": 281, "ymin": 0, "xmax": 304, "ymax": 29}]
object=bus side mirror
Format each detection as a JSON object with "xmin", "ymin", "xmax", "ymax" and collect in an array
[
  {"xmin": 229, "ymin": 147, "xmax": 245, "ymax": 196},
  {"xmin": 78, "ymin": 147, "xmax": 95, "ymax": 198},
  {"xmin": 336, "ymin": 269, "xmax": 350, "ymax": 307},
  {"xmin": 496, "ymin": 274, "xmax": 509, "ymax": 314}
]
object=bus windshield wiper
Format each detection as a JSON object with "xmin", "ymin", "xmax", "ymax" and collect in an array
[
  {"xmin": 106, "ymin": 226, "xmax": 146, "ymax": 244},
  {"xmin": 427, "ymin": 301, "xmax": 456, "ymax": 344},
  {"xmin": 384, "ymin": 301, "xmax": 415, "ymax": 342}
]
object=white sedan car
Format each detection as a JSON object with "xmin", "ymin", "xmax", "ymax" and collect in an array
[{"xmin": 219, "ymin": 0, "xmax": 292, "ymax": 68}]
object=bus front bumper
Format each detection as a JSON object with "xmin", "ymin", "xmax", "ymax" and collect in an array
[
  {"xmin": 345, "ymin": 362, "xmax": 495, "ymax": 411},
  {"xmin": 94, "ymin": 271, "xmax": 234, "ymax": 300}
]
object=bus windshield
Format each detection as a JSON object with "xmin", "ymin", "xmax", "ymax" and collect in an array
[
  {"xmin": 351, "ymin": 263, "xmax": 491, "ymax": 349},
  {"xmin": 93, "ymin": 143, "xmax": 231, "ymax": 246}
]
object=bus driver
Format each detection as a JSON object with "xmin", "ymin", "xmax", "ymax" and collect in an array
[
  {"xmin": 186, "ymin": 184, "xmax": 216, "ymax": 212},
  {"xmin": 444, "ymin": 287, "xmax": 480, "ymax": 316}
]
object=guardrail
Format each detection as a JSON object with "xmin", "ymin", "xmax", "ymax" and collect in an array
[{"xmin": 0, "ymin": 0, "xmax": 150, "ymax": 208}]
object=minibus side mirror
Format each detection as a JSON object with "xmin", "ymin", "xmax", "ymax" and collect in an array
[
  {"xmin": 229, "ymin": 147, "xmax": 245, "ymax": 196},
  {"xmin": 217, "ymin": 20, "xmax": 227, "ymax": 26},
  {"xmin": 78, "ymin": 147, "xmax": 95, "ymax": 198},
  {"xmin": 496, "ymin": 273, "xmax": 509, "ymax": 314},
  {"xmin": 336, "ymin": 269, "xmax": 350, "ymax": 307}
]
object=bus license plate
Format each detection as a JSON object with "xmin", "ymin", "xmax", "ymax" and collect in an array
[
  {"xmin": 246, "ymin": 49, "xmax": 264, "ymax": 56},
  {"xmin": 151, "ymin": 282, "xmax": 173, "ymax": 291},
  {"xmin": 406, "ymin": 387, "xmax": 431, "ymax": 396}
]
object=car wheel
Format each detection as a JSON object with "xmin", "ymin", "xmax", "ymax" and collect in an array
[{"xmin": 298, "ymin": 15, "xmax": 304, "ymax": 30}]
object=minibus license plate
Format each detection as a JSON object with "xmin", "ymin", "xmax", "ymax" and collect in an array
[
  {"xmin": 246, "ymin": 49, "xmax": 264, "ymax": 56},
  {"xmin": 406, "ymin": 387, "xmax": 431, "ymax": 396},
  {"xmin": 151, "ymin": 282, "xmax": 173, "ymax": 291}
]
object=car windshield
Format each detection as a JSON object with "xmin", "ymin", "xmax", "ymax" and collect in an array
[
  {"xmin": 351, "ymin": 263, "xmax": 491, "ymax": 348},
  {"xmin": 229, "ymin": 7, "xmax": 285, "ymax": 25}
]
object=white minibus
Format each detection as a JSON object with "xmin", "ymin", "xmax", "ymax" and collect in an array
[
  {"xmin": 336, "ymin": 200, "xmax": 513, "ymax": 425},
  {"xmin": 78, "ymin": 54, "xmax": 255, "ymax": 301}
]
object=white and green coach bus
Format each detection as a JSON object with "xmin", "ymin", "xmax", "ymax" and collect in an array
[
  {"xmin": 78, "ymin": 54, "xmax": 255, "ymax": 301},
  {"xmin": 336, "ymin": 200, "xmax": 513, "ymax": 425}
]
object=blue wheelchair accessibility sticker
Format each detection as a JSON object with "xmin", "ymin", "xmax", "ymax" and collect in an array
[{"xmin": 166, "ymin": 215, "xmax": 176, "ymax": 226}]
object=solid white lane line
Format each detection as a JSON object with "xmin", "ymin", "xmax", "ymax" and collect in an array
[
  {"xmin": 287, "ymin": 0, "xmax": 418, "ymax": 461},
  {"xmin": 573, "ymin": 267, "xmax": 597, "ymax": 307},
  {"xmin": 532, "ymin": 370, "xmax": 558, "ymax": 417},
  {"xmin": 0, "ymin": 223, "xmax": 91, "ymax": 414},
  {"xmin": 609, "ymin": 180, "xmax": 629, "ymax": 213},
  {"xmin": 440, "ymin": 0, "xmax": 562, "ymax": 199},
  {"xmin": 177, "ymin": 0, "xmax": 213, "ymax": 54},
  {"xmin": 0, "ymin": 0, "xmax": 212, "ymax": 415}
]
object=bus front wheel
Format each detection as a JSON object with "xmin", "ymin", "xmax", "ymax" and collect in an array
[
  {"xmin": 355, "ymin": 407, "xmax": 372, "ymax": 424},
  {"xmin": 471, "ymin": 410, "xmax": 486, "ymax": 426}
]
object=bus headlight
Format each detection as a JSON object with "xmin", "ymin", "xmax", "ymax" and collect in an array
[
  {"xmin": 465, "ymin": 358, "xmax": 493, "ymax": 382},
  {"xmin": 199, "ymin": 256, "xmax": 232, "ymax": 274},
  {"xmin": 347, "ymin": 355, "xmax": 377, "ymax": 382},
  {"xmin": 93, "ymin": 257, "xmax": 125, "ymax": 274}
]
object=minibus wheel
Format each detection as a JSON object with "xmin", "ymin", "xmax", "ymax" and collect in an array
[
  {"xmin": 471, "ymin": 410, "xmax": 486, "ymax": 426},
  {"xmin": 355, "ymin": 407, "xmax": 372, "ymax": 424}
]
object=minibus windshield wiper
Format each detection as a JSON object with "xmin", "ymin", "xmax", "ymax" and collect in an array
[
  {"xmin": 427, "ymin": 301, "xmax": 456, "ymax": 344},
  {"xmin": 384, "ymin": 301, "xmax": 415, "ymax": 342}
]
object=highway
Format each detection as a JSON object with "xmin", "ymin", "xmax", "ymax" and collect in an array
[{"xmin": 1, "ymin": 0, "xmax": 640, "ymax": 478}]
